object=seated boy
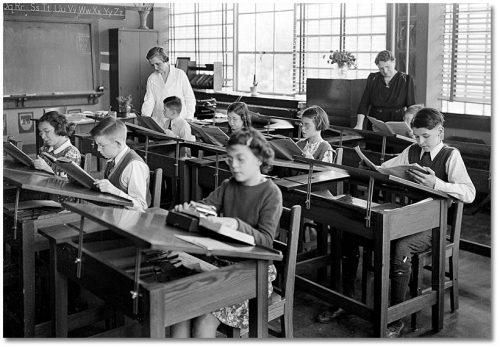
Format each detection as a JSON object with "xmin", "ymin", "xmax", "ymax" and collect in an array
[
  {"xmin": 380, "ymin": 107, "xmax": 476, "ymax": 337},
  {"xmin": 316, "ymin": 108, "xmax": 476, "ymax": 337},
  {"xmin": 162, "ymin": 96, "xmax": 196, "ymax": 141},
  {"xmin": 90, "ymin": 117, "xmax": 151, "ymax": 211}
]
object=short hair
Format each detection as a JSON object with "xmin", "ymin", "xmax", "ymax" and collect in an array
[
  {"xmin": 375, "ymin": 50, "xmax": 395, "ymax": 65},
  {"xmin": 405, "ymin": 104, "xmax": 425, "ymax": 118},
  {"xmin": 39, "ymin": 111, "xmax": 76, "ymax": 137},
  {"xmin": 411, "ymin": 107, "xmax": 445, "ymax": 130},
  {"xmin": 146, "ymin": 46, "xmax": 169, "ymax": 63},
  {"xmin": 226, "ymin": 128, "xmax": 274, "ymax": 173},
  {"xmin": 163, "ymin": 96, "xmax": 182, "ymax": 113},
  {"xmin": 227, "ymin": 102, "xmax": 252, "ymax": 132},
  {"xmin": 299, "ymin": 105, "xmax": 330, "ymax": 131},
  {"xmin": 90, "ymin": 116, "xmax": 127, "ymax": 141}
]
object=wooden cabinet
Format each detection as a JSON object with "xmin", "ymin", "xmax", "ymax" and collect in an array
[{"xmin": 109, "ymin": 29, "xmax": 158, "ymax": 113}]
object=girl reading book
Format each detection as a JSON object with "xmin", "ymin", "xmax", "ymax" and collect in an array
[
  {"xmin": 296, "ymin": 105, "xmax": 335, "ymax": 163},
  {"xmin": 33, "ymin": 111, "xmax": 81, "ymax": 177},
  {"xmin": 171, "ymin": 128, "xmax": 283, "ymax": 337},
  {"xmin": 227, "ymin": 101, "xmax": 252, "ymax": 135}
]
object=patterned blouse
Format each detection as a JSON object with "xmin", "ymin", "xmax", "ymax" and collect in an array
[
  {"xmin": 297, "ymin": 139, "xmax": 335, "ymax": 163},
  {"xmin": 39, "ymin": 138, "xmax": 81, "ymax": 178}
]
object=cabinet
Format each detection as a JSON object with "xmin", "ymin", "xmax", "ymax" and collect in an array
[{"xmin": 109, "ymin": 29, "xmax": 158, "ymax": 113}]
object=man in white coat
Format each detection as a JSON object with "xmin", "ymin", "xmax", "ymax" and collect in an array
[{"xmin": 141, "ymin": 47, "xmax": 196, "ymax": 122}]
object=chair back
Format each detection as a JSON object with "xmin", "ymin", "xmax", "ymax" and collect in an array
[
  {"xmin": 273, "ymin": 205, "xmax": 301, "ymax": 308},
  {"xmin": 335, "ymin": 147, "xmax": 343, "ymax": 165},
  {"xmin": 448, "ymin": 200, "xmax": 464, "ymax": 247},
  {"xmin": 81, "ymin": 153, "xmax": 93, "ymax": 173},
  {"xmin": 150, "ymin": 168, "xmax": 163, "ymax": 208}
]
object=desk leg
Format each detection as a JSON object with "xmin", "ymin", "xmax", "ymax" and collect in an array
[
  {"xmin": 146, "ymin": 290, "xmax": 164, "ymax": 338},
  {"xmin": 49, "ymin": 241, "xmax": 68, "ymax": 337},
  {"xmin": 191, "ymin": 166, "xmax": 202, "ymax": 201},
  {"xmin": 21, "ymin": 222, "xmax": 36, "ymax": 337},
  {"xmin": 248, "ymin": 260, "xmax": 268, "ymax": 338},
  {"xmin": 372, "ymin": 222, "xmax": 390, "ymax": 337},
  {"xmin": 432, "ymin": 201, "xmax": 447, "ymax": 332}
]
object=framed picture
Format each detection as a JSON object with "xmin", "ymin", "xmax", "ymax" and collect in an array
[
  {"xmin": 3, "ymin": 113, "xmax": 7, "ymax": 136},
  {"xmin": 67, "ymin": 108, "xmax": 82, "ymax": 114},
  {"xmin": 18, "ymin": 112, "xmax": 34, "ymax": 134}
]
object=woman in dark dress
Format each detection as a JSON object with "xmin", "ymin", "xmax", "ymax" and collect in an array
[{"xmin": 354, "ymin": 50, "xmax": 416, "ymax": 130}]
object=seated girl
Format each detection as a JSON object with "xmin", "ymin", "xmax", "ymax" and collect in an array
[
  {"xmin": 226, "ymin": 101, "xmax": 252, "ymax": 135},
  {"xmin": 33, "ymin": 111, "xmax": 81, "ymax": 177},
  {"xmin": 171, "ymin": 128, "xmax": 283, "ymax": 337},
  {"xmin": 296, "ymin": 105, "xmax": 335, "ymax": 163}
]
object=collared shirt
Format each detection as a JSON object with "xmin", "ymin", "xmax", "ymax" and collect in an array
[
  {"xmin": 141, "ymin": 65, "xmax": 196, "ymax": 121},
  {"xmin": 40, "ymin": 138, "xmax": 81, "ymax": 178},
  {"xmin": 381, "ymin": 142, "xmax": 476, "ymax": 203},
  {"xmin": 106, "ymin": 145, "xmax": 150, "ymax": 211},
  {"xmin": 164, "ymin": 116, "xmax": 196, "ymax": 141}
]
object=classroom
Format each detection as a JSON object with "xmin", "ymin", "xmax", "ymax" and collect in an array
[{"xmin": 2, "ymin": 1, "xmax": 493, "ymax": 339}]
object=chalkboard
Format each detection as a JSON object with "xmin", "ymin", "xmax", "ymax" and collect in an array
[{"xmin": 3, "ymin": 19, "xmax": 96, "ymax": 96}]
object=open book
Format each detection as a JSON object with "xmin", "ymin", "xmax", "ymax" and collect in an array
[
  {"xmin": 40, "ymin": 151, "xmax": 57, "ymax": 163},
  {"xmin": 188, "ymin": 121, "xmax": 229, "ymax": 146},
  {"xmin": 136, "ymin": 115, "xmax": 166, "ymax": 133},
  {"xmin": 354, "ymin": 146, "xmax": 428, "ymax": 181},
  {"xmin": 198, "ymin": 217, "xmax": 256, "ymax": 246},
  {"xmin": 178, "ymin": 202, "xmax": 218, "ymax": 218},
  {"xmin": 4, "ymin": 141, "xmax": 34, "ymax": 167},
  {"xmin": 268, "ymin": 137, "xmax": 304, "ymax": 161},
  {"xmin": 367, "ymin": 116, "xmax": 414, "ymax": 139},
  {"xmin": 52, "ymin": 157, "xmax": 97, "ymax": 189}
]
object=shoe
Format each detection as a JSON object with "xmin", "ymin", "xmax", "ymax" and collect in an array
[
  {"xmin": 316, "ymin": 307, "xmax": 346, "ymax": 324},
  {"xmin": 386, "ymin": 320, "xmax": 404, "ymax": 338}
]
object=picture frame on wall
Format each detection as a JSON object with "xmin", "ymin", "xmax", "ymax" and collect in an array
[{"xmin": 18, "ymin": 112, "xmax": 34, "ymax": 134}]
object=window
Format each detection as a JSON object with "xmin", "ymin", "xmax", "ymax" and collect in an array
[
  {"xmin": 441, "ymin": 3, "xmax": 491, "ymax": 116},
  {"xmin": 295, "ymin": 3, "xmax": 387, "ymax": 93},
  {"xmin": 168, "ymin": 3, "xmax": 234, "ymax": 88}
]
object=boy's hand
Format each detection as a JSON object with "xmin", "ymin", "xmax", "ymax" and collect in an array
[
  {"xmin": 164, "ymin": 129, "xmax": 176, "ymax": 137},
  {"xmin": 407, "ymin": 167, "xmax": 436, "ymax": 188},
  {"xmin": 94, "ymin": 179, "xmax": 121, "ymax": 195},
  {"xmin": 33, "ymin": 156, "xmax": 53, "ymax": 173}
]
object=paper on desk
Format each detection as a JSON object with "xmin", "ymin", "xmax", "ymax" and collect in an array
[{"xmin": 175, "ymin": 234, "xmax": 249, "ymax": 253}]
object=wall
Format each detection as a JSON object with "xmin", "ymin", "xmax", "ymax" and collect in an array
[{"xmin": 2, "ymin": 6, "xmax": 154, "ymax": 148}]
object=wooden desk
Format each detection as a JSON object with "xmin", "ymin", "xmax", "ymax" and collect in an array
[
  {"xmin": 42, "ymin": 202, "xmax": 282, "ymax": 337},
  {"xmin": 277, "ymin": 160, "xmax": 450, "ymax": 337},
  {"xmin": 2, "ymin": 163, "xmax": 132, "ymax": 337}
]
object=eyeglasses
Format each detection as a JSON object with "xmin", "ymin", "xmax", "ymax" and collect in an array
[
  {"xmin": 38, "ymin": 129, "xmax": 54, "ymax": 136},
  {"xmin": 225, "ymin": 156, "xmax": 247, "ymax": 166}
]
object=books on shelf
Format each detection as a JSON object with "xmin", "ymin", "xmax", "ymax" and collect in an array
[
  {"xmin": 4, "ymin": 141, "xmax": 34, "ymax": 167},
  {"xmin": 354, "ymin": 145, "xmax": 428, "ymax": 181},
  {"xmin": 198, "ymin": 217, "xmax": 256, "ymax": 246},
  {"xmin": 367, "ymin": 116, "xmax": 414, "ymax": 140},
  {"xmin": 188, "ymin": 121, "xmax": 229, "ymax": 146},
  {"xmin": 52, "ymin": 157, "xmax": 97, "ymax": 189},
  {"xmin": 136, "ymin": 115, "xmax": 166, "ymax": 133},
  {"xmin": 268, "ymin": 137, "xmax": 304, "ymax": 161}
]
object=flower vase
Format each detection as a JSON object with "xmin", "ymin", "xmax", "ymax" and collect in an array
[
  {"xmin": 138, "ymin": 10, "xmax": 150, "ymax": 30},
  {"xmin": 250, "ymin": 85, "xmax": 258, "ymax": 96},
  {"xmin": 335, "ymin": 63, "xmax": 349, "ymax": 79}
]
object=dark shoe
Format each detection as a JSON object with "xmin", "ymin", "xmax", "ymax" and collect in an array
[
  {"xmin": 386, "ymin": 320, "xmax": 404, "ymax": 338},
  {"xmin": 316, "ymin": 307, "xmax": 346, "ymax": 324}
]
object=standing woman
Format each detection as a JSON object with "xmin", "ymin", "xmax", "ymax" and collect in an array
[
  {"xmin": 141, "ymin": 47, "xmax": 196, "ymax": 122},
  {"xmin": 226, "ymin": 101, "xmax": 252, "ymax": 135},
  {"xmin": 354, "ymin": 50, "xmax": 416, "ymax": 130},
  {"xmin": 33, "ymin": 111, "xmax": 81, "ymax": 177}
]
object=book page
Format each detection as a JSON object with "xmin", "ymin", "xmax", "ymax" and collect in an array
[
  {"xmin": 175, "ymin": 234, "xmax": 252, "ymax": 252},
  {"xmin": 386, "ymin": 121, "xmax": 414, "ymax": 138},
  {"xmin": 377, "ymin": 163, "xmax": 428, "ymax": 180},
  {"xmin": 137, "ymin": 115, "xmax": 166, "ymax": 133},
  {"xmin": 198, "ymin": 217, "xmax": 256, "ymax": 245},
  {"xmin": 269, "ymin": 138, "xmax": 304, "ymax": 161},
  {"xmin": 367, "ymin": 116, "xmax": 395, "ymax": 136},
  {"xmin": 353, "ymin": 146, "xmax": 379, "ymax": 171},
  {"xmin": 4, "ymin": 142, "xmax": 34, "ymax": 167},
  {"xmin": 53, "ymin": 158, "xmax": 96, "ymax": 189}
]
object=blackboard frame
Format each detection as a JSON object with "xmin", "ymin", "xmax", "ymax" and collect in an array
[{"xmin": 3, "ymin": 16, "xmax": 101, "ymax": 109}]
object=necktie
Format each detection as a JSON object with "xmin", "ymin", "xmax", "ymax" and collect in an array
[
  {"xmin": 104, "ymin": 159, "xmax": 115, "ymax": 179},
  {"xmin": 167, "ymin": 120, "xmax": 172, "ymax": 130},
  {"xmin": 421, "ymin": 152, "xmax": 432, "ymax": 167}
]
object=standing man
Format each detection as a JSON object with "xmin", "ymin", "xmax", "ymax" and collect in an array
[{"xmin": 141, "ymin": 47, "xmax": 196, "ymax": 122}]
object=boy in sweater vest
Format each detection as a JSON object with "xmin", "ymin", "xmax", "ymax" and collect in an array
[
  {"xmin": 91, "ymin": 117, "xmax": 151, "ymax": 211},
  {"xmin": 380, "ymin": 107, "xmax": 476, "ymax": 337}
]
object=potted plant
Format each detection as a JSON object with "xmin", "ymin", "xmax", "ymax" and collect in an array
[
  {"xmin": 325, "ymin": 50, "xmax": 357, "ymax": 78},
  {"xmin": 116, "ymin": 95, "xmax": 133, "ymax": 117}
]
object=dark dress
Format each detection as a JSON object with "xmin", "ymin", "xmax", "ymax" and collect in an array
[{"xmin": 357, "ymin": 71, "xmax": 416, "ymax": 126}]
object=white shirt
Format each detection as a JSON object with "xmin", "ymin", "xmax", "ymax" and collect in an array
[
  {"xmin": 381, "ymin": 142, "xmax": 476, "ymax": 203},
  {"xmin": 141, "ymin": 65, "xmax": 196, "ymax": 121},
  {"xmin": 164, "ymin": 116, "xmax": 196, "ymax": 141},
  {"xmin": 107, "ymin": 145, "xmax": 150, "ymax": 211}
]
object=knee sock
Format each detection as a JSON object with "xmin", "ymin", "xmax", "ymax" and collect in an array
[{"xmin": 391, "ymin": 262, "xmax": 411, "ymax": 305}]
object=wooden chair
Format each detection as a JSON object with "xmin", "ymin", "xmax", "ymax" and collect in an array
[
  {"xmin": 410, "ymin": 200, "xmax": 464, "ymax": 330},
  {"xmin": 220, "ymin": 205, "xmax": 302, "ymax": 338}
]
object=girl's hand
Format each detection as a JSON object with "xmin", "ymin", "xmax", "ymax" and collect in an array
[
  {"xmin": 94, "ymin": 179, "xmax": 121, "ymax": 195},
  {"xmin": 33, "ymin": 156, "xmax": 53, "ymax": 173},
  {"xmin": 206, "ymin": 216, "xmax": 239, "ymax": 230},
  {"xmin": 173, "ymin": 202, "xmax": 191, "ymax": 212},
  {"xmin": 303, "ymin": 151, "xmax": 314, "ymax": 159}
]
